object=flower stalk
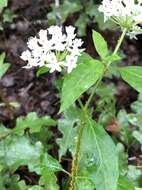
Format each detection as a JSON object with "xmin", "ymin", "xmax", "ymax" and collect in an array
[{"xmin": 69, "ymin": 28, "xmax": 127, "ymax": 190}]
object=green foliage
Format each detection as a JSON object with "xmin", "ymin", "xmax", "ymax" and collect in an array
[
  {"xmin": 119, "ymin": 66, "xmax": 142, "ymax": 93},
  {"xmin": 2, "ymin": 8, "xmax": 17, "ymax": 23},
  {"xmin": 79, "ymin": 118, "xmax": 119, "ymax": 190},
  {"xmin": 57, "ymin": 106, "xmax": 81, "ymax": 159},
  {"xmin": 95, "ymin": 82, "xmax": 116, "ymax": 125},
  {"xmin": 0, "ymin": 112, "xmax": 56, "ymax": 139},
  {"xmin": 0, "ymin": 135, "xmax": 43, "ymax": 172},
  {"xmin": 0, "ymin": 53, "xmax": 10, "ymax": 79},
  {"xmin": 1, "ymin": 9, "xmax": 142, "ymax": 190},
  {"xmin": 0, "ymin": 112, "xmax": 61, "ymax": 189},
  {"xmin": 92, "ymin": 30, "xmax": 108, "ymax": 59},
  {"xmin": 36, "ymin": 66, "xmax": 49, "ymax": 77},
  {"xmin": 0, "ymin": 0, "xmax": 7, "ymax": 12},
  {"xmin": 118, "ymin": 176, "xmax": 135, "ymax": 190},
  {"xmin": 0, "ymin": 0, "xmax": 16, "ymax": 30},
  {"xmin": 60, "ymin": 54, "xmax": 104, "ymax": 112},
  {"xmin": 15, "ymin": 112, "xmax": 56, "ymax": 135}
]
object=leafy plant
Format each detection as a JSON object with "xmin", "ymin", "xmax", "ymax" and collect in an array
[
  {"xmin": 2, "ymin": 0, "xmax": 142, "ymax": 189},
  {"xmin": 0, "ymin": 52, "xmax": 10, "ymax": 79}
]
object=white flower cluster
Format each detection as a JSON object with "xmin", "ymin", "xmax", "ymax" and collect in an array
[
  {"xmin": 21, "ymin": 26, "xmax": 84, "ymax": 73},
  {"xmin": 99, "ymin": 0, "xmax": 142, "ymax": 39}
]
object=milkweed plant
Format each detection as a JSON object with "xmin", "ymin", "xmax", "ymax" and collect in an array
[{"xmin": 19, "ymin": 0, "xmax": 142, "ymax": 190}]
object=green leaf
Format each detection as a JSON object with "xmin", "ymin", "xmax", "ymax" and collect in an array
[
  {"xmin": 0, "ymin": 124, "xmax": 11, "ymax": 139},
  {"xmin": 76, "ymin": 177, "xmax": 94, "ymax": 190},
  {"xmin": 104, "ymin": 54, "xmax": 121, "ymax": 63},
  {"xmin": 40, "ymin": 168, "xmax": 59, "ymax": 190},
  {"xmin": 57, "ymin": 106, "xmax": 81, "ymax": 159},
  {"xmin": 41, "ymin": 153, "xmax": 62, "ymax": 172},
  {"xmin": 15, "ymin": 112, "xmax": 56, "ymax": 135},
  {"xmin": 0, "ymin": 53, "xmax": 10, "ymax": 79},
  {"xmin": 0, "ymin": 0, "xmax": 7, "ymax": 12},
  {"xmin": 36, "ymin": 66, "xmax": 49, "ymax": 77},
  {"xmin": 118, "ymin": 176, "xmax": 135, "ymax": 190},
  {"xmin": 119, "ymin": 66, "xmax": 142, "ymax": 93},
  {"xmin": 127, "ymin": 165, "xmax": 142, "ymax": 186},
  {"xmin": 127, "ymin": 114, "xmax": 142, "ymax": 128},
  {"xmin": 60, "ymin": 55, "xmax": 104, "ymax": 112},
  {"xmin": 117, "ymin": 110, "xmax": 133, "ymax": 145},
  {"xmin": 28, "ymin": 186, "xmax": 44, "ymax": 190},
  {"xmin": 117, "ymin": 143, "xmax": 128, "ymax": 176},
  {"xmin": 92, "ymin": 30, "xmax": 108, "ymax": 59},
  {"xmin": 3, "ymin": 9, "xmax": 17, "ymax": 23},
  {"xmin": 79, "ymin": 119, "xmax": 119, "ymax": 190},
  {"xmin": 0, "ymin": 135, "xmax": 43, "ymax": 173},
  {"xmin": 39, "ymin": 154, "xmax": 62, "ymax": 190}
]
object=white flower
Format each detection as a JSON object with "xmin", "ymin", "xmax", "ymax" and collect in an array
[
  {"xmin": 68, "ymin": 39, "xmax": 84, "ymax": 56},
  {"xmin": 127, "ymin": 25, "xmax": 142, "ymax": 39},
  {"xmin": 65, "ymin": 54, "xmax": 78, "ymax": 73},
  {"xmin": 20, "ymin": 25, "xmax": 84, "ymax": 73},
  {"xmin": 45, "ymin": 53, "xmax": 63, "ymax": 73},
  {"xmin": 66, "ymin": 26, "xmax": 76, "ymax": 46},
  {"xmin": 99, "ymin": 0, "xmax": 142, "ymax": 39}
]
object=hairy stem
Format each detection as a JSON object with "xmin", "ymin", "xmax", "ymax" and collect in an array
[
  {"xmin": 69, "ymin": 112, "xmax": 86, "ymax": 190},
  {"xmin": 69, "ymin": 28, "xmax": 127, "ymax": 190}
]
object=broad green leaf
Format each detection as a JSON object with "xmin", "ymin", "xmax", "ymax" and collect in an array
[
  {"xmin": 119, "ymin": 66, "xmax": 142, "ymax": 93},
  {"xmin": 60, "ymin": 56, "xmax": 104, "ymax": 112},
  {"xmin": 0, "ymin": 135, "xmax": 43, "ymax": 173},
  {"xmin": 92, "ymin": 30, "xmax": 108, "ymax": 59},
  {"xmin": 118, "ymin": 176, "xmax": 135, "ymax": 190},
  {"xmin": 0, "ymin": 53, "xmax": 10, "ymax": 79},
  {"xmin": 0, "ymin": 134, "xmax": 62, "ymax": 175},
  {"xmin": 39, "ymin": 153, "xmax": 62, "ymax": 190},
  {"xmin": 36, "ymin": 66, "xmax": 49, "ymax": 77},
  {"xmin": 0, "ymin": 0, "xmax": 7, "ymax": 12},
  {"xmin": 79, "ymin": 118, "xmax": 119, "ymax": 190},
  {"xmin": 15, "ymin": 112, "xmax": 56, "ymax": 135},
  {"xmin": 57, "ymin": 106, "xmax": 81, "ymax": 159}
]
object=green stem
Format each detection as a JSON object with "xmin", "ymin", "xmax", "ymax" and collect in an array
[
  {"xmin": 84, "ymin": 28, "xmax": 127, "ymax": 110},
  {"xmin": 113, "ymin": 28, "xmax": 127, "ymax": 55},
  {"xmin": 69, "ymin": 111, "xmax": 86, "ymax": 190},
  {"xmin": 69, "ymin": 28, "xmax": 127, "ymax": 190}
]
